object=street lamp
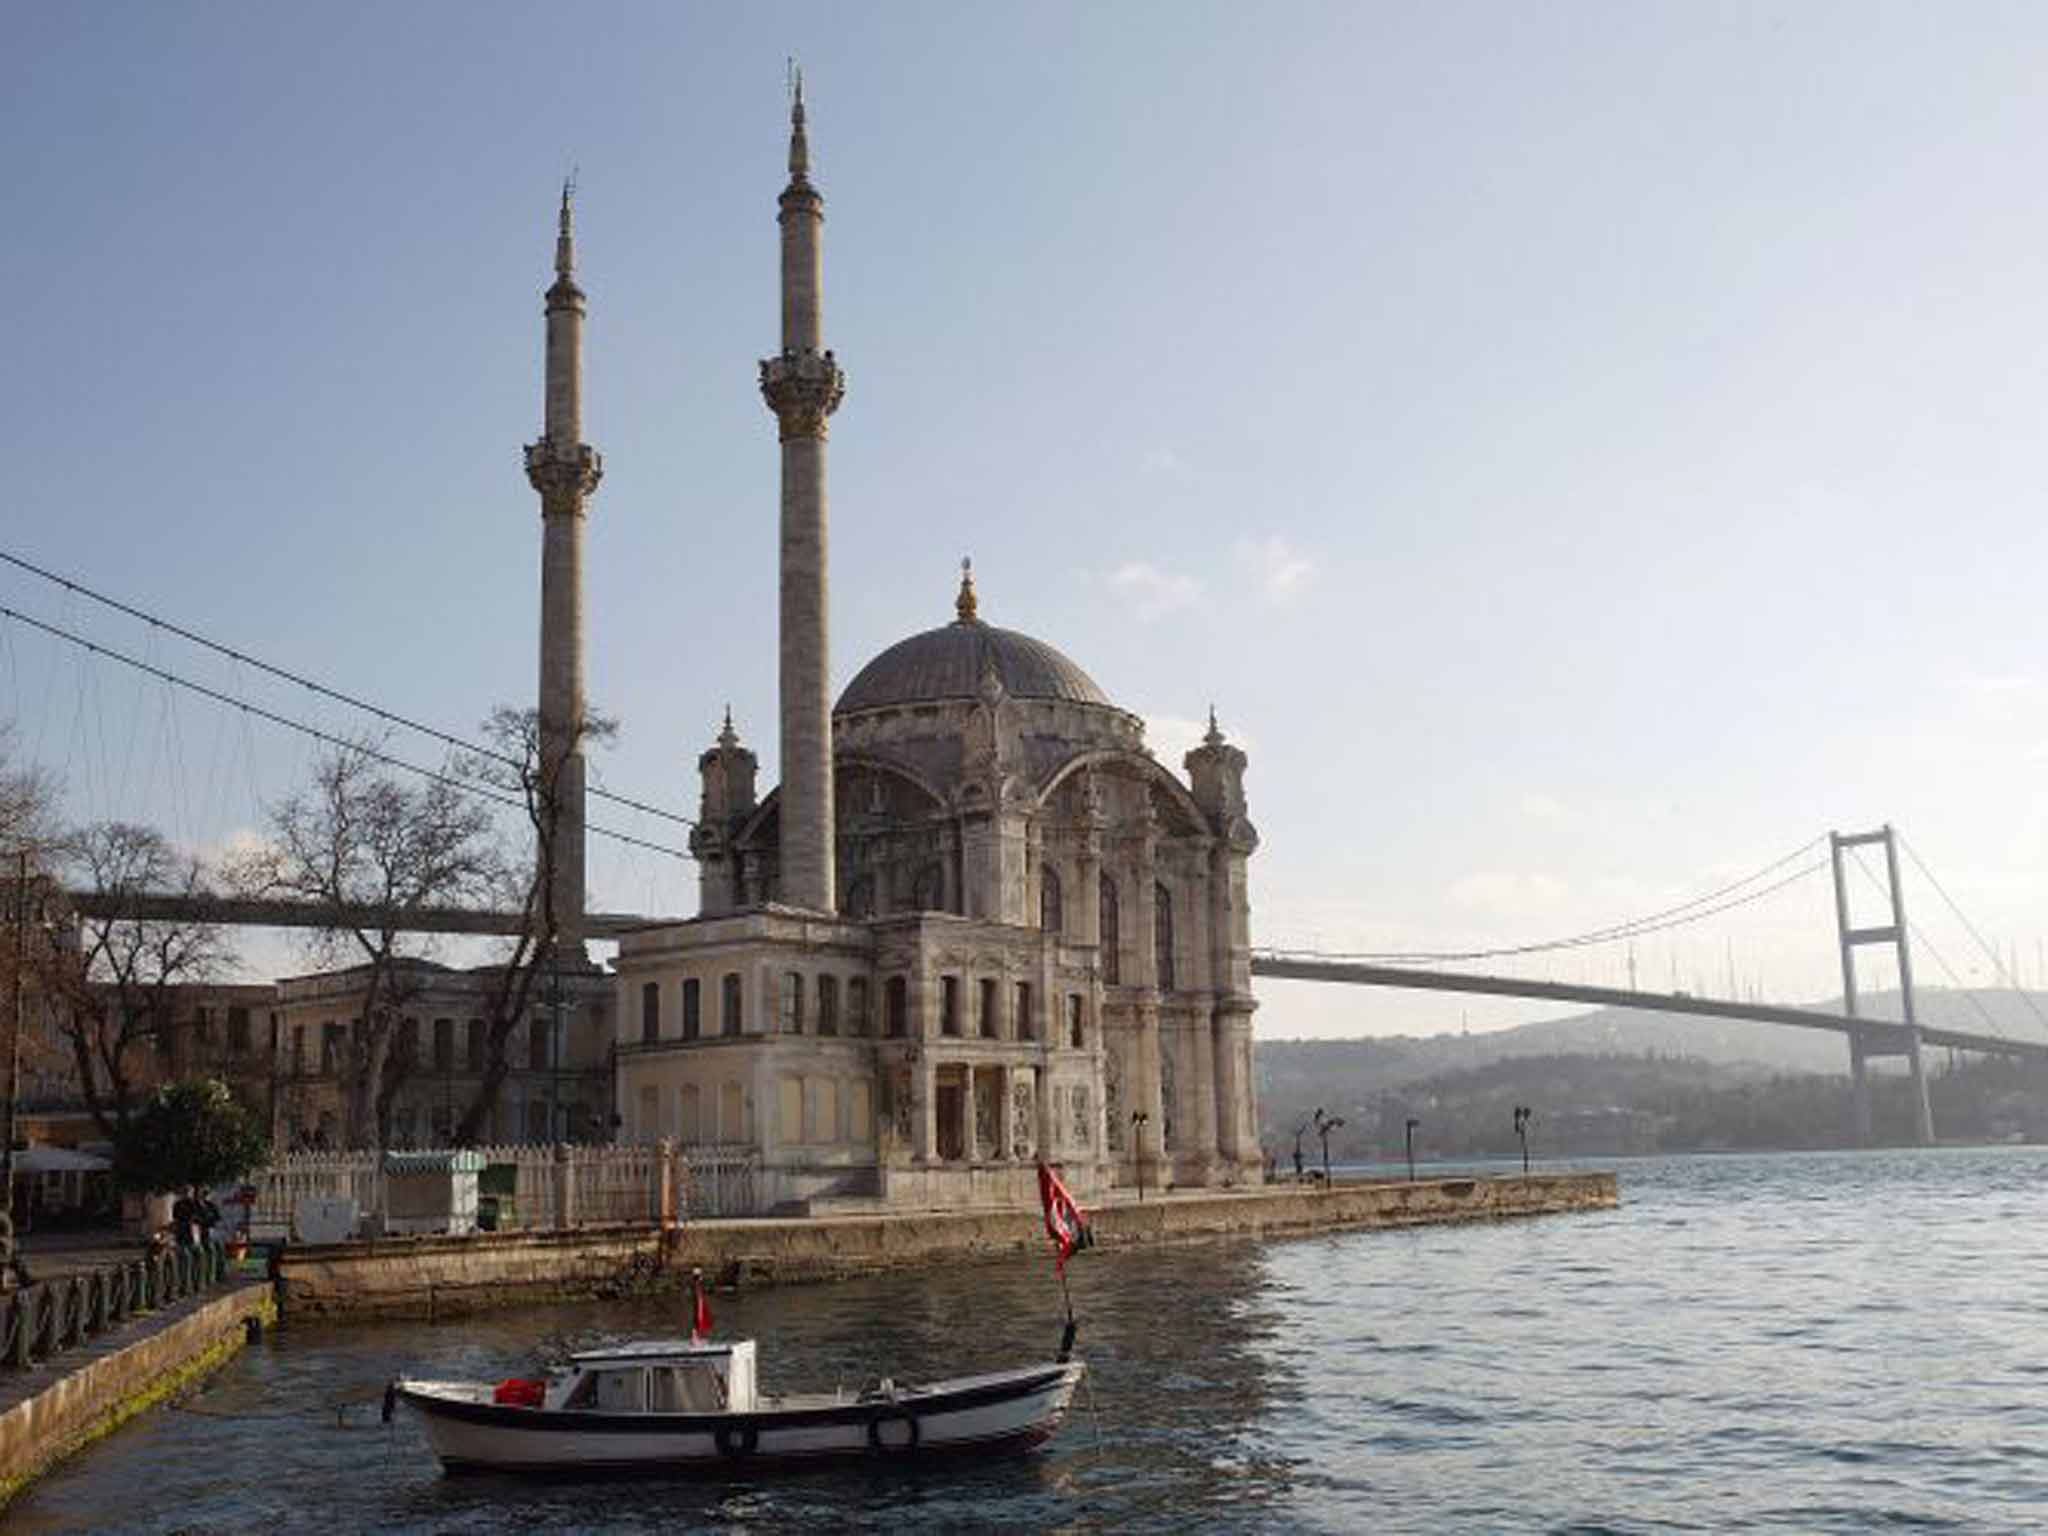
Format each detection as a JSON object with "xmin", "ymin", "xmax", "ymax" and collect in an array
[
  {"xmin": 1513, "ymin": 1105, "xmax": 1533, "ymax": 1176},
  {"xmin": 1405, "ymin": 1117, "xmax": 1420, "ymax": 1182},
  {"xmin": 1313, "ymin": 1107, "xmax": 1344, "ymax": 1189},
  {"xmin": 1131, "ymin": 1110, "xmax": 1151, "ymax": 1202}
]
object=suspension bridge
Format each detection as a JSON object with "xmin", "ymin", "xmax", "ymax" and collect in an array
[{"xmin": 7, "ymin": 546, "xmax": 2046, "ymax": 1149}]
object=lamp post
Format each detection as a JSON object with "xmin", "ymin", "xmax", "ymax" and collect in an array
[
  {"xmin": 1313, "ymin": 1106, "xmax": 1344, "ymax": 1189},
  {"xmin": 1405, "ymin": 1117, "xmax": 1420, "ymax": 1182},
  {"xmin": 1513, "ymin": 1105, "xmax": 1533, "ymax": 1176},
  {"xmin": 1131, "ymin": 1110, "xmax": 1150, "ymax": 1202}
]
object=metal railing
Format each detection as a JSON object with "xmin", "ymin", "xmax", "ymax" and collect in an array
[
  {"xmin": 247, "ymin": 1142, "xmax": 764, "ymax": 1237},
  {"xmin": 1, "ymin": 1238, "xmax": 234, "ymax": 1371}
]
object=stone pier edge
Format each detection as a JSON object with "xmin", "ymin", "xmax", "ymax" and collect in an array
[
  {"xmin": 277, "ymin": 1171, "xmax": 1618, "ymax": 1318},
  {"xmin": 0, "ymin": 1282, "xmax": 276, "ymax": 1510}
]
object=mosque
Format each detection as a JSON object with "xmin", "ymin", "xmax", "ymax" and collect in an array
[{"xmin": 539, "ymin": 89, "xmax": 1265, "ymax": 1211}]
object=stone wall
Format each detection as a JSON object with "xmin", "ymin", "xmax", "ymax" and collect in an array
[
  {"xmin": 275, "ymin": 1172, "xmax": 1617, "ymax": 1315},
  {"xmin": 0, "ymin": 1282, "xmax": 275, "ymax": 1509}
]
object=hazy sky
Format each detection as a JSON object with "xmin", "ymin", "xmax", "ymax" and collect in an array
[{"xmin": 6, "ymin": 2, "xmax": 2048, "ymax": 1040}]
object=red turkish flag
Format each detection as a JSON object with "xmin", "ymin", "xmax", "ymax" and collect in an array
[
  {"xmin": 691, "ymin": 1274, "xmax": 712, "ymax": 1341},
  {"xmin": 1037, "ymin": 1161, "xmax": 1093, "ymax": 1273}
]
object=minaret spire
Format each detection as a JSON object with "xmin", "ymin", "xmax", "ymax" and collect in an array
[
  {"xmin": 525, "ymin": 182, "xmax": 602, "ymax": 957},
  {"xmin": 761, "ymin": 75, "xmax": 846, "ymax": 913}
]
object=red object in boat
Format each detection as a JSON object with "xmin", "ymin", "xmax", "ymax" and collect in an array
[{"xmin": 492, "ymin": 1378, "xmax": 546, "ymax": 1408}]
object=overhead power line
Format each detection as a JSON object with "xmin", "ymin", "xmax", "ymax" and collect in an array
[
  {"xmin": 1263, "ymin": 837, "xmax": 1829, "ymax": 965},
  {"xmin": 0, "ymin": 602, "xmax": 690, "ymax": 861},
  {"xmin": 0, "ymin": 546, "xmax": 695, "ymax": 830}
]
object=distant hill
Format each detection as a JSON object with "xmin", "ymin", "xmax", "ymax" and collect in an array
[{"xmin": 1252, "ymin": 987, "xmax": 2048, "ymax": 1158}]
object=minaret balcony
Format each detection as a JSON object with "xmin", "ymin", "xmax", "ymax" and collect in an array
[
  {"xmin": 759, "ymin": 348, "xmax": 846, "ymax": 440},
  {"xmin": 524, "ymin": 439, "xmax": 603, "ymax": 498}
]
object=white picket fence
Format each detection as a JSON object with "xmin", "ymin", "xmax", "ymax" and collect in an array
[{"xmin": 248, "ymin": 1142, "xmax": 761, "ymax": 1239}]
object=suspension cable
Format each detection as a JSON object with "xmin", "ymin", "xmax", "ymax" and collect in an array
[
  {"xmin": 1260, "ymin": 837, "xmax": 1828, "ymax": 965},
  {"xmin": 1896, "ymin": 833, "xmax": 2048, "ymax": 1036},
  {"xmin": 1845, "ymin": 847, "xmax": 2006, "ymax": 1039}
]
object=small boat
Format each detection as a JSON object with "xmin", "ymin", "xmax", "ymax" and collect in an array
[{"xmin": 387, "ymin": 1335, "xmax": 1086, "ymax": 1475}]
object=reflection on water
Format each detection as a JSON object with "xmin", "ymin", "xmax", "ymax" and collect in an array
[{"xmin": 15, "ymin": 1149, "xmax": 2048, "ymax": 1532}]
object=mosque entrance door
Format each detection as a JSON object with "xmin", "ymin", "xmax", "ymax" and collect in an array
[{"xmin": 935, "ymin": 1076, "xmax": 966, "ymax": 1161}]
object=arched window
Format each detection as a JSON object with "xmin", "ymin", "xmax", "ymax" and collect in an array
[
  {"xmin": 885, "ymin": 976, "xmax": 910, "ymax": 1038},
  {"xmin": 1041, "ymin": 866, "xmax": 1063, "ymax": 936},
  {"xmin": 913, "ymin": 861, "xmax": 945, "ymax": 912},
  {"xmin": 1100, "ymin": 874, "xmax": 1121, "ymax": 985},
  {"xmin": 1155, "ymin": 881, "xmax": 1175, "ymax": 991},
  {"xmin": 845, "ymin": 875, "xmax": 875, "ymax": 919},
  {"xmin": 721, "ymin": 973, "xmax": 743, "ymax": 1036},
  {"xmin": 681, "ymin": 978, "xmax": 701, "ymax": 1040},
  {"xmin": 641, "ymin": 982, "xmax": 660, "ymax": 1044}
]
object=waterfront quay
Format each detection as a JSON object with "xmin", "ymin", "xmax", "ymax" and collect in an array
[{"xmin": 275, "ymin": 1171, "xmax": 1616, "ymax": 1317}]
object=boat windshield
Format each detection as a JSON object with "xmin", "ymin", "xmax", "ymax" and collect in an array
[{"xmin": 560, "ymin": 1362, "xmax": 729, "ymax": 1413}]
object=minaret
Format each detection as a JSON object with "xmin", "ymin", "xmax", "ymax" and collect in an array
[
  {"xmin": 524, "ymin": 181, "xmax": 602, "ymax": 955},
  {"xmin": 759, "ymin": 75, "xmax": 845, "ymax": 912}
]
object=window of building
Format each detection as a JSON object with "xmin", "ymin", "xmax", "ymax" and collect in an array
[
  {"xmin": 393, "ymin": 1106, "xmax": 415, "ymax": 1146},
  {"xmin": 466, "ymin": 1018, "xmax": 485, "ymax": 1072},
  {"xmin": 885, "ymin": 976, "xmax": 909, "ymax": 1039},
  {"xmin": 529, "ymin": 1019, "xmax": 549, "ymax": 1070},
  {"xmin": 1101, "ymin": 874, "xmax": 1121, "ymax": 985},
  {"xmin": 526, "ymin": 1100, "xmax": 548, "ymax": 1142},
  {"xmin": 848, "ymin": 977, "xmax": 870, "ymax": 1037},
  {"xmin": 1155, "ymin": 881, "xmax": 1175, "ymax": 991},
  {"xmin": 227, "ymin": 1007, "xmax": 251, "ymax": 1055},
  {"xmin": 721, "ymin": 973, "xmax": 743, "ymax": 1036},
  {"xmin": 642, "ymin": 982, "xmax": 660, "ymax": 1044},
  {"xmin": 321, "ymin": 1022, "xmax": 341, "ymax": 1073},
  {"xmin": 430, "ymin": 1104, "xmax": 453, "ymax": 1144},
  {"xmin": 292, "ymin": 1024, "xmax": 306, "ymax": 1075},
  {"xmin": 779, "ymin": 972, "xmax": 804, "ymax": 1034},
  {"xmin": 979, "ymin": 978, "xmax": 998, "ymax": 1040},
  {"xmin": 1069, "ymin": 994, "xmax": 1085, "ymax": 1050},
  {"xmin": 1015, "ymin": 981, "xmax": 1035, "ymax": 1042},
  {"xmin": 192, "ymin": 1006, "xmax": 213, "ymax": 1044},
  {"xmin": 682, "ymin": 978, "xmax": 701, "ymax": 1040},
  {"xmin": 913, "ymin": 861, "xmax": 945, "ymax": 912},
  {"xmin": 940, "ymin": 976, "xmax": 960, "ymax": 1037},
  {"xmin": 1041, "ymin": 866, "xmax": 1063, "ymax": 936},
  {"xmin": 817, "ymin": 975, "xmax": 839, "ymax": 1037},
  {"xmin": 394, "ymin": 1017, "xmax": 418, "ymax": 1064},
  {"xmin": 433, "ymin": 1017, "xmax": 454, "ymax": 1071}
]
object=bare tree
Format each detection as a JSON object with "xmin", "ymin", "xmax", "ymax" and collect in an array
[
  {"xmin": 235, "ymin": 740, "xmax": 498, "ymax": 1148},
  {"xmin": 54, "ymin": 822, "xmax": 231, "ymax": 1139},
  {"xmin": 451, "ymin": 704, "xmax": 615, "ymax": 1145}
]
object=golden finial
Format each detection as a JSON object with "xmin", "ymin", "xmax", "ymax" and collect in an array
[
  {"xmin": 786, "ymin": 59, "xmax": 809, "ymax": 179},
  {"xmin": 956, "ymin": 556, "xmax": 979, "ymax": 623}
]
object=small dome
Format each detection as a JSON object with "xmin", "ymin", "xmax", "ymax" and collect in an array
[{"xmin": 837, "ymin": 620, "xmax": 1112, "ymax": 714}]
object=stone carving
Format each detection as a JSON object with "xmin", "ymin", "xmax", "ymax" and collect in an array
[
  {"xmin": 1104, "ymin": 1048, "xmax": 1124, "ymax": 1151},
  {"xmin": 975, "ymin": 1074, "xmax": 998, "ymax": 1154},
  {"xmin": 1070, "ymin": 1085, "xmax": 1091, "ymax": 1149},
  {"xmin": 1011, "ymin": 1078, "xmax": 1035, "ymax": 1161},
  {"xmin": 759, "ymin": 348, "xmax": 846, "ymax": 440},
  {"xmin": 892, "ymin": 1066, "xmax": 914, "ymax": 1146}
]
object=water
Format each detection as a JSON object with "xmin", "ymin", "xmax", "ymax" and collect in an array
[{"xmin": 13, "ymin": 1149, "xmax": 2048, "ymax": 1533}]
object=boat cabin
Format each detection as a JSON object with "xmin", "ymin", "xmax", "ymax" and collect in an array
[{"xmin": 546, "ymin": 1339, "xmax": 758, "ymax": 1415}]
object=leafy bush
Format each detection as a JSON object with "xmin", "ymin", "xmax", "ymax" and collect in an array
[{"xmin": 113, "ymin": 1078, "xmax": 271, "ymax": 1194}]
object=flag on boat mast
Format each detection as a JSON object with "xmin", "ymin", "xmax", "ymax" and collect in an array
[
  {"xmin": 1037, "ymin": 1160, "xmax": 1094, "ymax": 1273},
  {"xmin": 691, "ymin": 1269, "xmax": 712, "ymax": 1342}
]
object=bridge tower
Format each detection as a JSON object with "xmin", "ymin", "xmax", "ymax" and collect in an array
[{"xmin": 1829, "ymin": 826, "xmax": 1934, "ymax": 1147}]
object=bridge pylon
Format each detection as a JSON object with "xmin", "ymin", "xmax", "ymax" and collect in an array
[{"xmin": 1829, "ymin": 826, "xmax": 1934, "ymax": 1147}]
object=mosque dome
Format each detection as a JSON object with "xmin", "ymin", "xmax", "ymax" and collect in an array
[{"xmin": 834, "ymin": 563, "xmax": 1112, "ymax": 715}]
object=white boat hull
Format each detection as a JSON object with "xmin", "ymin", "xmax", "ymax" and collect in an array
[{"xmin": 396, "ymin": 1361, "xmax": 1084, "ymax": 1474}]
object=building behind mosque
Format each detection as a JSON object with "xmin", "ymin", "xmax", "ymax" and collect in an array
[{"xmin": 592, "ymin": 90, "xmax": 1266, "ymax": 1211}]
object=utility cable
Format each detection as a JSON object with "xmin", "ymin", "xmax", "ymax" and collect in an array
[
  {"xmin": 0, "ymin": 603, "xmax": 689, "ymax": 862},
  {"xmin": 0, "ymin": 547, "xmax": 696, "ymax": 830}
]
